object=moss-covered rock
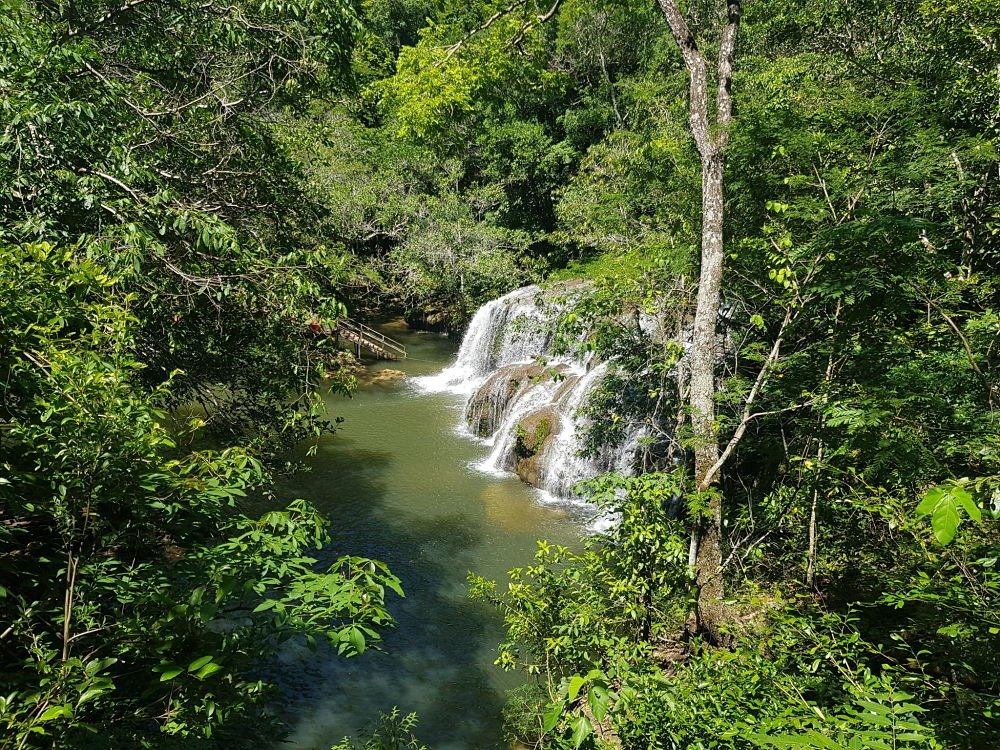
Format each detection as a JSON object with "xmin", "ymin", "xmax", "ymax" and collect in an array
[
  {"xmin": 513, "ymin": 407, "xmax": 561, "ymax": 487},
  {"xmin": 466, "ymin": 363, "xmax": 567, "ymax": 437}
]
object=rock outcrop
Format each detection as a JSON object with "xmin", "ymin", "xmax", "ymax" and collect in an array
[
  {"xmin": 513, "ymin": 407, "xmax": 560, "ymax": 487},
  {"xmin": 416, "ymin": 284, "xmax": 645, "ymax": 498},
  {"xmin": 465, "ymin": 363, "xmax": 567, "ymax": 437}
]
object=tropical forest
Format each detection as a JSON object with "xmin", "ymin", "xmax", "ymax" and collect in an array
[{"xmin": 0, "ymin": 0, "xmax": 997, "ymax": 748}]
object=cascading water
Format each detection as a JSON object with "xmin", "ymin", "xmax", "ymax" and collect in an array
[
  {"xmin": 414, "ymin": 285, "xmax": 556, "ymax": 395},
  {"xmin": 416, "ymin": 284, "xmax": 643, "ymax": 506},
  {"xmin": 474, "ymin": 371, "xmax": 573, "ymax": 477},
  {"xmin": 535, "ymin": 362, "xmax": 613, "ymax": 497}
]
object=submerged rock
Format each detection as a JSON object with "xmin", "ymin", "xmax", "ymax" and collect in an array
[
  {"xmin": 480, "ymin": 482, "xmax": 568, "ymax": 532},
  {"xmin": 363, "ymin": 368, "xmax": 407, "ymax": 387}
]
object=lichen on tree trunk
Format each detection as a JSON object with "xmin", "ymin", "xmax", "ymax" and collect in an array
[
  {"xmin": 655, "ymin": 0, "xmax": 742, "ymax": 643},
  {"xmin": 691, "ymin": 154, "xmax": 727, "ymax": 644}
]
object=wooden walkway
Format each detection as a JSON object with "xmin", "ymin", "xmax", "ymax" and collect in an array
[{"xmin": 311, "ymin": 318, "xmax": 407, "ymax": 361}]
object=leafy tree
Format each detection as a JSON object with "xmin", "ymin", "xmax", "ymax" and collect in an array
[
  {"xmin": 330, "ymin": 708, "xmax": 429, "ymax": 750},
  {"xmin": 0, "ymin": 244, "xmax": 402, "ymax": 747},
  {"xmin": 451, "ymin": 0, "xmax": 999, "ymax": 746},
  {"xmin": 0, "ymin": 0, "xmax": 410, "ymax": 744},
  {"xmin": 0, "ymin": 0, "xmax": 363, "ymax": 451}
]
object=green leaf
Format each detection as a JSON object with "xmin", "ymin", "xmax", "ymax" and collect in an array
[
  {"xmin": 931, "ymin": 500, "xmax": 960, "ymax": 545},
  {"xmin": 587, "ymin": 684, "xmax": 610, "ymax": 723},
  {"xmin": 954, "ymin": 486, "xmax": 982, "ymax": 523},
  {"xmin": 346, "ymin": 626, "xmax": 366, "ymax": 655},
  {"xmin": 567, "ymin": 674, "xmax": 586, "ymax": 701},
  {"xmin": 187, "ymin": 655, "xmax": 214, "ymax": 672},
  {"xmin": 751, "ymin": 735, "xmax": 810, "ymax": 748},
  {"xmin": 542, "ymin": 700, "xmax": 565, "ymax": 733},
  {"xmin": 76, "ymin": 688, "xmax": 107, "ymax": 706},
  {"xmin": 154, "ymin": 663, "xmax": 184, "ymax": 682},
  {"xmin": 569, "ymin": 715, "xmax": 592, "ymax": 749},
  {"xmin": 855, "ymin": 700, "xmax": 892, "ymax": 715},
  {"xmin": 916, "ymin": 482, "xmax": 983, "ymax": 545},
  {"xmin": 194, "ymin": 663, "xmax": 223, "ymax": 680},
  {"xmin": 798, "ymin": 730, "xmax": 842, "ymax": 750},
  {"xmin": 84, "ymin": 657, "xmax": 116, "ymax": 676},
  {"xmin": 915, "ymin": 486, "xmax": 945, "ymax": 516},
  {"xmin": 38, "ymin": 704, "xmax": 72, "ymax": 722}
]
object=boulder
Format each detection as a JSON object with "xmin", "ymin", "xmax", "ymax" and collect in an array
[
  {"xmin": 363, "ymin": 368, "xmax": 407, "ymax": 387},
  {"xmin": 513, "ymin": 407, "xmax": 561, "ymax": 487},
  {"xmin": 465, "ymin": 363, "xmax": 567, "ymax": 437}
]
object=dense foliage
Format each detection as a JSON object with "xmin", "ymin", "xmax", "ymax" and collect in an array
[
  {"xmin": 367, "ymin": 0, "xmax": 997, "ymax": 748},
  {"xmin": 2, "ymin": 0, "xmax": 998, "ymax": 747},
  {"xmin": 1, "ymin": 0, "xmax": 402, "ymax": 746}
]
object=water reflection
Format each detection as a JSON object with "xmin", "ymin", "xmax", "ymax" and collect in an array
[{"xmin": 273, "ymin": 325, "xmax": 580, "ymax": 750}]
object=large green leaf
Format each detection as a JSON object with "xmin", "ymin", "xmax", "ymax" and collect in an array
[
  {"xmin": 542, "ymin": 700, "xmax": 565, "ymax": 733},
  {"xmin": 569, "ymin": 714, "xmax": 592, "ymax": 749},
  {"xmin": 915, "ymin": 482, "xmax": 981, "ymax": 545},
  {"xmin": 587, "ymin": 683, "xmax": 610, "ymax": 723}
]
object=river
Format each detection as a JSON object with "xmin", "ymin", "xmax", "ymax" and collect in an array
[{"xmin": 274, "ymin": 322, "xmax": 585, "ymax": 749}]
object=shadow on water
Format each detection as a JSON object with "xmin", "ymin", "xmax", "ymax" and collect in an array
[
  {"xmin": 273, "ymin": 449, "xmax": 507, "ymax": 749},
  {"xmin": 265, "ymin": 326, "xmax": 580, "ymax": 750}
]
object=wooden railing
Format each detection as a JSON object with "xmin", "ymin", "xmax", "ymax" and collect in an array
[{"xmin": 313, "ymin": 317, "xmax": 407, "ymax": 360}]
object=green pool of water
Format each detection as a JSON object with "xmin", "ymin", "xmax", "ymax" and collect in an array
[{"xmin": 275, "ymin": 324, "xmax": 584, "ymax": 749}]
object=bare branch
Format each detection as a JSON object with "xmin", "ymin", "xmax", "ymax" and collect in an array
[
  {"xmin": 439, "ymin": 0, "xmax": 530, "ymax": 64},
  {"xmin": 85, "ymin": 168, "xmax": 146, "ymax": 203},
  {"xmin": 702, "ymin": 305, "xmax": 795, "ymax": 488},
  {"xmin": 909, "ymin": 284, "xmax": 984, "ymax": 378}
]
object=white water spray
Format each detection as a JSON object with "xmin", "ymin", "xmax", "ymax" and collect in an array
[
  {"xmin": 413, "ymin": 285, "xmax": 554, "ymax": 395},
  {"xmin": 422, "ymin": 285, "xmax": 644, "ymax": 505}
]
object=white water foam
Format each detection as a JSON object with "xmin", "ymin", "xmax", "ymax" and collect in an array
[
  {"xmin": 472, "ymin": 372, "xmax": 571, "ymax": 476},
  {"xmin": 413, "ymin": 285, "xmax": 551, "ymax": 395},
  {"xmin": 423, "ymin": 284, "xmax": 644, "ymax": 511}
]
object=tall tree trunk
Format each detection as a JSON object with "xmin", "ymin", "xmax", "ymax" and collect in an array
[
  {"xmin": 656, "ymin": 0, "xmax": 741, "ymax": 642},
  {"xmin": 806, "ymin": 487, "xmax": 819, "ymax": 588},
  {"xmin": 691, "ymin": 154, "xmax": 726, "ymax": 639},
  {"xmin": 62, "ymin": 547, "xmax": 78, "ymax": 661}
]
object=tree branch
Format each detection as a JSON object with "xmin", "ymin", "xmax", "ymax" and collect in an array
[
  {"xmin": 655, "ymin": 0, "xmax": 712, "ymax": 157},
  {"xmin": 702, "ymin": 305, "xmax": 795, "ymax": 487},
  {"xmin": 439, "ymin": 0, "xmax": 530, "ymax": 63},
  {"xmin": 715, "ymin": 0, "xmax": 742, "ymax": 146}
]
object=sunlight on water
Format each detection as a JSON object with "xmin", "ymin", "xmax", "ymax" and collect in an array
[{"xmin": 480, "ymin": 483, "xmax": 570, "ymax": 534}]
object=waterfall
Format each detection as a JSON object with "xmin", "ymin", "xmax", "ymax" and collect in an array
[
  {"xmin": 473, "ymin": 367, "xmax": 580, "ymax": 477},
  {"xmin": 413, "ymin": 285, "xmax": 556, "ymax": 395},
  {"xmin": 419, "ymin": 284, "xmax": 643, "ymax": 503},
  {"xmin": 535, "ymin": 362, "xmax": 613, "ymax": 497}
]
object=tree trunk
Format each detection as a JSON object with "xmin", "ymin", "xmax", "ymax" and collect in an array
[
  {"xmin": 655, "ymin": 0, "xmax": 741, "ymax": 643},
  {"xmin": 62, "ymin": 547, "xmax": 78, "ymax": 661},
  {"xmin": 806, "ymin": 440, "xmax": 826, "ymax": 589},
  {"xmin": 691, "ymin": 153, "xmax": 726, "ymax": 639},
  {"xmin": 806, "ymin": 488, "xmax": 818, "ymax": 589}
]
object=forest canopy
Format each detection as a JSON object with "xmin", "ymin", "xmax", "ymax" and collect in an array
[{"xmin": 1, "ymin": 0, "xmax": 998, "ymax": 747}]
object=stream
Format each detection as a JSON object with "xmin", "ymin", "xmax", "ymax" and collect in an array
[{"xmin": 275, "ymin": 322, "xmax": 586, "ymax": 749}]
